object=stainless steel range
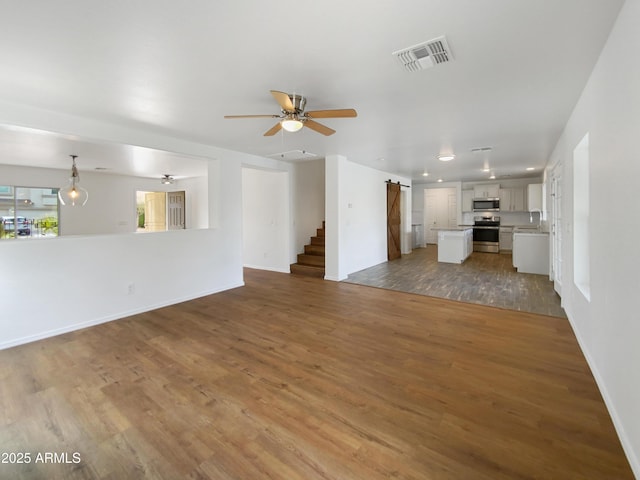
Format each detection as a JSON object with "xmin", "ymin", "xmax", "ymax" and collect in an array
[{"xmin": 473, "ymin": 216, "xmax": 500, "ymax": 253}]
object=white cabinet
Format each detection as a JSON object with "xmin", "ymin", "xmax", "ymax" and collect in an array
[
  {"xmin": 499, "ymin": 188, "xmax": 525, "ymax": 212},
  {"xmin": 513, "ymin": 232, "xmax": 549, "ymax": 275},
  {"xmin": 462, "ymin": 190, "xmax": 474, "ymax": 212},
  {"xmin": 438, "ymin": 229, "xmax": 473, "ymax": 264},
  {"xmin": 527, "ymin": 183, "xmax": 543, "ymax": 211},
  {"xmin": 499, "ymin": 227, "xmax": 513, "ymax": 251},
  {"xmin": 473, "ymin": 183, "xmax": 500, "ymax": 198}
]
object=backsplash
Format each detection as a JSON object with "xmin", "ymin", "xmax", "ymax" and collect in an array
[{"xmin": 461, "ymin": 211, "xmax": 541, "ymax": 226}]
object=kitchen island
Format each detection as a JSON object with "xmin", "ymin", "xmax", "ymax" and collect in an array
[{"xmin": 437, "ymin": 228, "xmax": 473, "ymax": 264}]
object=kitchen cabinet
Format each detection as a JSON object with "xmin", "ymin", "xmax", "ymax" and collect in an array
[
  {"xmin": 499, "ymin": 187, "xmax": 525, "ymax": 212},
  {"xmin": 473, "ymin": 183, "xmax": 500, "ymax": 198},
  {"xmin": 527, "ymin": 183, "xmax": 543, "ymax": 211},
  {"xmin": 462, "ymin": 190, "xmax": 474, "ymax": 212},
  {"xmin": 499, "ymin": 226, "xmax": 513, "ymax": 251},
  {"xmin": 513, "ymin": 232, "xmax": 549, "ymax": 275},
  {"xmin": 437, "ymin": 228, "xmax": 473, "ymax": 264}
]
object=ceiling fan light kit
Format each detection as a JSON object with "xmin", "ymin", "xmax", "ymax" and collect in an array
[
  {"xmin": 281, "ymin": 115, "xmax": 304, "ymax": 132},
  {"xmin": 225, "ymin": 90, "xmax": 357, "ymax": 137}
]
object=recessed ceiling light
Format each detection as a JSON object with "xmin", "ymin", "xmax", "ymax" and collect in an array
[
  {"xmin": 489, "ymin": 174, "xmax": 496, "ymax": 179},
  {"xmin": 526, "ymin": 167, "xmax": 535, "ymax": 171},
  {"xmin": 482, "ymin": 168, "xmax": 490, "ymax": 172},
  {"xmin": 422, "ymin": 171, "xmax": 429, "ymax": 177},
  {"xmin": 437, "ymin": 178, "xmax": 443, "ymax": 183},
  {"xmin": 438, "ymin": 154, "xmax": 455, "ymax": 161}
]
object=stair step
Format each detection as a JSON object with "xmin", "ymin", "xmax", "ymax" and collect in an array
[
  {"xmin": 297, "ymin": 254, "xmax": 325, "ymax": 267},
  {"xmin": 290, "ymin": 263, "xmax": 325, "ymax": 278},
  {"xmin": 310, "ymin": 236, "xmax": 325, "ymax": 246},
  {"xmin": 304, "ymin": 244, "xmax": 325, "ymax": 255},
  {"xmin": 316, "ymin": 228, "xmax": 325, "ymax": 237}
]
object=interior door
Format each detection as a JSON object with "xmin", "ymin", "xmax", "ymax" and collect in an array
[
  {"xmin": 144, "ymin": 192, "xmax": 166, "ymax": 232},
  {"xmin": 387, "ymin": 183, "xmax": 401, "ymax": 260},
  {"xmin": 424, "ymin": 193, "xmax": 438, "ymax": 244},
  {"xmin": 167, "ymin": 191, "xmax": 186, "ymax": 230}
]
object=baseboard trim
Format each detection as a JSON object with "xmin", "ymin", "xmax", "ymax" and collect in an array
[
  {"xmin": 565, "ymin": 310, "xmax": 640, "ymax": 478},
  {"xmin": 0, "ymin": 280, "xmax": 244, "ymax": 351},
  {"xmin": 243, "ymin": 264, "xmax": 291, "ymax": 274}
]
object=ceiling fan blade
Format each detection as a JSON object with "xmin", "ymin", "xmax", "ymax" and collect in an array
[
  {"xmin": 305, "ymin": 108, "xmax": 357, "ymax": 118},
  {"xmin": 270, "ymin": 90, "xmax": 295, "ymax": 112},
  {"xmin": 224, "ymin": 114, "xmax": 279, "ymax": 119},
  {"xmin": 304, "ymin": 119, "xmax": 336, "ymax": 136},
  {"xmin": 263, "ymin": 122, "xmax": 283, "ymax": 136}
]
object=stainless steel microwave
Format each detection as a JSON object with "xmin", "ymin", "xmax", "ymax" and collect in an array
[{"xmin": 473, "ymin": 198, "xmax": 500, "ymax": 211}]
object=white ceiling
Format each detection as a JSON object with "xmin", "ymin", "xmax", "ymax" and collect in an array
[{"xmin": 0, "ymin": 0, "xmax": 625, "ymax": 182}]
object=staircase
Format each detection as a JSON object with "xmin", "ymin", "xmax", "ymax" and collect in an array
[{"xmin": 290, "ymin": 222, "xmax": 325, "ymax": 278}]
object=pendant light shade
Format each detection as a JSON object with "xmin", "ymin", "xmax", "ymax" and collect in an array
[{"xmin": 58, "ymin": 155, "xmax": 89, "ymax": 206}]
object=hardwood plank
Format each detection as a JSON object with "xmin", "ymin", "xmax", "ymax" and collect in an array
[
  {"xmin": 0, "ymin": 268, "xmax": 632, "ymax": 479},
  {"xmin": 345, "ymin": 246, "xmax": 565, "ymax": 317}
]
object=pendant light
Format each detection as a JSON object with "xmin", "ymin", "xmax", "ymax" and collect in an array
[{"xmin": 58, "ymin": 155, "xmax": 89, "ymax": 206}]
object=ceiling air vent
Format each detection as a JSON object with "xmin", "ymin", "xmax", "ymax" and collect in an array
[
  {"xmin": 393, "ymin": 36, "xmax": 453, "ymax": 72},
  {"xmin": 268, "ymin": 150, "xmax": 318, "ymax": 161}
]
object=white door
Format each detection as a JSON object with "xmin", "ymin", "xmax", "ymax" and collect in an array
[
  {"xmin": 447, "ymin": 192, "xmax": 457, "ymax": 227},
  {"xmin": 424, "ymin": 188, "xmax": 457, "ymax": 244},
  {"xmin": 424, "ymin": 193, "xmax": 439, "ymax": 244},
  {"xmin": 144, "ymin": 192, "xmax": 167, "ymax": 232},
  {"xmin": 551, "ymin": 167, "xmax": 563, "ymax": 296},
  {"xmin": 167, "ymin": 191, "xmax": 186, "ymax": 230}
]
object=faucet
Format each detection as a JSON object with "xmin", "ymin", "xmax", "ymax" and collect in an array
[{"xmin": 529, "ymin": 209, "xmax": 542, "ymax": 229}]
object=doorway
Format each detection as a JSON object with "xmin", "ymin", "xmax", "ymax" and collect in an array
[
  {"xmin": 423, "ymin": 188, "xmax": 457, "ymax": 244},
  {"xmin": 137, "ymin": 191, "xmax": 186, "ymax": 232}
]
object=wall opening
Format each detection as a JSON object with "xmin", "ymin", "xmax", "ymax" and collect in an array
[{"xmin": 573, "ymin": 133, "xmax": 590, "ymax": 301}]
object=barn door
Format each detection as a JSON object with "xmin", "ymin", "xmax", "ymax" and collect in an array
[{"xmin": 387, "ymin": 183, "xmax": 401, "ymax": 260}]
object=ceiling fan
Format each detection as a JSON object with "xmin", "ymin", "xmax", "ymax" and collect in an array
[{"xmin": 224, "ymin": 90, "xmax": 357, "ymax": 136}]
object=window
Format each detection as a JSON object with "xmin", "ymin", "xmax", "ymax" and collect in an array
[
  {"xmin": 573, "ymin": 134, "xmax": 590, "ymax": 301},
  {"xmin": 0, "ymin": 186, "xmax": 59, "ymax": 240}
]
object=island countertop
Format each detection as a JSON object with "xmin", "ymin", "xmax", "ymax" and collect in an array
[{"xmin": 432, "ymin": 226, "xmax": 473, "ymax": 232}]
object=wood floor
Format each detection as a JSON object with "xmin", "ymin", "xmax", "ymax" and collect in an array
[
  {"xmin": 345, "ymin": 246, "xmax": 566, "ymax": 318},
  {"xmin": 0, "ymin": 268, "xmax": 632, "ymax": 479}
]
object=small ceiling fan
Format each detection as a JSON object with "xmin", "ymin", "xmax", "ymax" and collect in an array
[{"xmin": 224, "ymin": 90, "xmax": 357, "ymax": 136}]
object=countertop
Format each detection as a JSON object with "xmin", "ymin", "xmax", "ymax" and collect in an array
[
  {"xmin": 514, "ymin": 230, "xmax": 549, "ymax": 235},
  {"xmin": 433, "ymin": 227, "xmax": 473, "ymax": 231}
]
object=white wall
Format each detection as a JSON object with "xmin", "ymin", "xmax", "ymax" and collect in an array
[
  {"xmin": 241, "ymin": 167, "xmax": 290, "ymax": 273},
  {"xmin": 0, "ymin": 101, "xmax": 274, "ymax": 351},
  {"xmin": 325, "ymin": 155, "xmax": 411, "ymax": 281},
  {"xmin": 293, "ymin": 159, "xmax": 325, "ymax": 253},
  {"xmin": 0, "ymin": 164, "xmax": 209, "ymax": 235},
  {"xmin": 547, "ymin": 0, "xmax": 640, "ymax": 475}
]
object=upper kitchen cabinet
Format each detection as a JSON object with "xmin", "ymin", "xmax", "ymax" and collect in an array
[
  {"xmin": 473, "ymin": 184, "xmax": 500, "ymax": 198},
  {"xmin": 527, "ymin": 183, "xmax": 543, "ymax": 211},
  {"xmin": 462, "ymin": 190, "xmax": 474, "ymax": 212},
  {"xmin": 499, "ymin": 187, "xmax": 525, "ymax": 212}
]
